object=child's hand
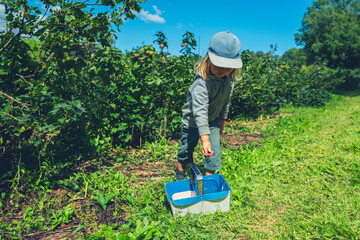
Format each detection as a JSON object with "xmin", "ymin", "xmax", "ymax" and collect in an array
[{"xmin": 200, "ymin": 135, "xmax": 214, "ymax": 157}]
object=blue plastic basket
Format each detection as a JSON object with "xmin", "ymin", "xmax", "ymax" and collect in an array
[{"xmin": 165, "ymin": 174, "xmax": 231, "ymax": 216}]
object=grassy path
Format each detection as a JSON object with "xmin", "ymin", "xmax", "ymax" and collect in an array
[
  {"xmin": 2, "ymin": 93, "xmax": 359, "ymax": 239},
  {"xmin": 206, "ymin": 93, "xmax": 360, "ymax": 239},
  {"xmin": 110, "ymin": 93, "xmax": 360, "ymax": 239}
]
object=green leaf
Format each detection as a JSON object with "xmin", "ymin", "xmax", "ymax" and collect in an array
[
  {"xmin": 125, "ymin": 95, "xmax": 137, "ymax": 103},
  {"xmin": 45, "ymin": 15, "xmax": 56, "ymax": 23},
  {"xmin": 104, "ymin": 193, "xmax": 115, "ymax": 203},
  {"xmin": 34, "ymin": 27, "xmax": 46, "ymax": 37},
  {"xmin": 65, "ymin": 15, "xmax": 76, "ymax": 23},
  {"xmin": 125, "ymin": 194, "xmax": 134, "ymax": 206}
]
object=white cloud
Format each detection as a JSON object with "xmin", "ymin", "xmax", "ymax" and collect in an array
[
  {"xmin": 138, "ymin": 5, "xmax": 165, "ymax": 23},
  {"xmin": 152, "ymin": 5, "xmax": 162, "ymax": 15},
  {"xmin": 50, "ymin": 5, "xmax": 61, "ymax": 12},
  {"xmin": 0, "ymin": 4, "xmax": 5, "ymax": 19},
  {"xmin": 0, "ymin": 5, "xmax": 6, "ymax": 32}
]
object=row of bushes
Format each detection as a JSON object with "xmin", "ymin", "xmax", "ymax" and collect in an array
[
  {"xmin": 231, "ymin": 50, "xmax": 337, "ymax": 118},
  {"xmin": 0, "ymin": 31, "xmax": 337, "ymax": 183}
]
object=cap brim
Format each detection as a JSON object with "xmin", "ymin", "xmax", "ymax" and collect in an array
[{"xmin": 208, "ymin": 51, "xmax": 243, "ymax": 69}]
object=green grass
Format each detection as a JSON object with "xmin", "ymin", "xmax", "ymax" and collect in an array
[
  {"xmin": 107, "ymin": 92, "xmax": 360, "ymax": 239},
  {"xmin": 216, "ymin": 93, "xmax": 360, "ymax": 239},
  {"xmin": 1, "ymin": 92, "xmax": 360, "ymax": 239}
]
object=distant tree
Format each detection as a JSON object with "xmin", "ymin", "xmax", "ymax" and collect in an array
[
  {"xmin": 255, "ymin": 51, "xmax": 267, "ymax": 59},
  {"xmin": 281, "ymin": 48, "xmax": 307, "ymax": 65},
  {"xmin": 295, "ymin": 0, "xmax": 360, "ymax": 89}
]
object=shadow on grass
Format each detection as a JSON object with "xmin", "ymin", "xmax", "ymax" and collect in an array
[{"xmin": 335, "ymin": 89, "xmax": 360, "ymax": 97}]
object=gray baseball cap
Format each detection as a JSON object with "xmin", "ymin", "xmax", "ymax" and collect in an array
[{"xmin": 208, "ymin": 31, "xmax": 243, "ymax": 69}]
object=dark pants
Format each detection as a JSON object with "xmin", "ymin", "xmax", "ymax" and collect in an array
[{"xmin": 177, "ymin": 118, "xmax": 221, "ymax": 171}]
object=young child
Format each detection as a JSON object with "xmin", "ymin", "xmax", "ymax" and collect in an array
[{"xmin": 176, "ymin": 31, "xmax": 243, "ymax": 180}]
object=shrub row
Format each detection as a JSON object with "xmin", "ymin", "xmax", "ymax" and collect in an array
[
  {"xmin": 0, "ymin": 34, "xmax": 335, "ymax": 181},
  {"xmin": 230, "ymin": 50, "xmax": 337, "ymax": 119}
]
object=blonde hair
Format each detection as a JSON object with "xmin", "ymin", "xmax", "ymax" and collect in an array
[{"xmin": 194, "ymin": 53, "xmax": 242, "ymax": 82}]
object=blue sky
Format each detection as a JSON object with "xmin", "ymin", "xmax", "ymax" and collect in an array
[
  {"xmin": 116, "ymin": 0, "xmax": 314, "ymax": 56},
  {"xmin": 0, "ymin": 1, "xmax": 314, "ymax": 56}
]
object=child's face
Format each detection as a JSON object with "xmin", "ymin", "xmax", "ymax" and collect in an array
[{"xmin": 210, "ymin": 63, "xmax": 233, "ymax": 78}]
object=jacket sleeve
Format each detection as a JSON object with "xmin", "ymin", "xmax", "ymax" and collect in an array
[
  {"xmin": 219, "ymin": 81, "xmax": 234, "ymax": 120},
  {"xmin": 191, "ymin": 80, "xmax": 210, "ymax": 136}
]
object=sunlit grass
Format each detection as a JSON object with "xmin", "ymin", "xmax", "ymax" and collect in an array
[
  {"xmin": 113, "ymin": 92, "xmax": 360, "ymax": 239},
  {"xmin": 2, "ymin": 92, "xmax": 359, "ymax": 239},
  {"xmin": 207, "ymin": 93, "xmax": 360, "ymax": 239}
]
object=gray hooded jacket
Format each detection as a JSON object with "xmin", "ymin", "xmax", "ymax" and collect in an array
[{"xmin": 181, "ymin": 73, "xmax": 234, "ymax": 136}]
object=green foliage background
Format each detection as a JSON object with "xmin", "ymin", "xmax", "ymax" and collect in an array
[
  {"xmin": 295, "ymin": 0, "xmax": 360, "ymax": 89},
  {"xmin": 0, "ymin": 0, "xmax": 359, "ymax": 190}
]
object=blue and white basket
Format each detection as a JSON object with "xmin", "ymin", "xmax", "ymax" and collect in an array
[{"xmin": 165, "ymin": 174, "xmax": 231, "ymax": 216}]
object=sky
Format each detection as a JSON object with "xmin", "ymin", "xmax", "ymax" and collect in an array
[
  {"xmin": 0, "ymin": 0, "xmax": 314, "ymax": 56},
  {"xmin": 115, "ymin": 0, "xmax": 314, "ymax": 56}
]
